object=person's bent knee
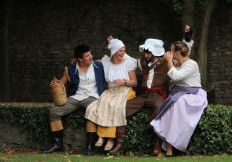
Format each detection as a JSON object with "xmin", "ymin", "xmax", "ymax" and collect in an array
[
  {"xmin": 49, "ymin": 106, "xmax": 61, "ymax": 121},
  {"xmin": 86, "ymin": 120, "xmax": 97, "ymax": 132}
]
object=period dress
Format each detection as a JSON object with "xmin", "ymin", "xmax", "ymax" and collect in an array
[
  {"xmin": 150, "ymin": 59, "xmax": 208, "ymax": 152},
  {"xmin": 85, "ymin": 57, "xmax": 136, "ymax": 130}
]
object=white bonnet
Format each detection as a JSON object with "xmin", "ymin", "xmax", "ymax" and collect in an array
[
  {"xmin": 107, "ymin": 38, "xmax": 125, "ymax": 57},
  {"xmin": 139, "ymin": 38, "xmax": 165, "ymax": 56}
]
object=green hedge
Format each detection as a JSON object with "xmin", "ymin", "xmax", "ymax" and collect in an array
[
  {"xmin": 0, "ymin": 103, "xmax": 86, "ymax": 147},
  {"xmin": 0, "ymin": 103, "xmax": 51, "ymax": 147},
  {"xmin": 189, "ymin": 104, "xmax": 232, "ymax": 155},
  {"xmin": 0, "ymin": 103, "xmax": 231, "ymax": 155}
]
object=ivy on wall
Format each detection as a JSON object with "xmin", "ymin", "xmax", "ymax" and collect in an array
[
  {"xmin": 0, "ymin": 103, "xmax": 231, "ymax": 155},
  {"xmin": 0, "ymin": 104, "xmax": 52, "ymax": 147}
]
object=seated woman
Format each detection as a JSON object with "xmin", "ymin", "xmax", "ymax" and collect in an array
[
  {"xmin": 150, "ymin": 41, "xmax": 208, "ymax": 157},
  {"xmin": 85, "ymin": 38, "xmax": 137, "ymax": 151}
]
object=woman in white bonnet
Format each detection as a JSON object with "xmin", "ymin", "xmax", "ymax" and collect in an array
[{"xmin": 85, "ymin": 38, "xmax": 137, "ymax": 151}]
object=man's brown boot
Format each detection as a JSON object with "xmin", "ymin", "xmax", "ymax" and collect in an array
[{"xmin": 108, "ymin": 126, "xmax": 126, "ymax": 154}]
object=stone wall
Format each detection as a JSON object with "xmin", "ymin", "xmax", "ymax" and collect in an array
[
  {"xmin": 207, "ymin": 2, "xmax": 232, "ymax": 104},
  {"xmin": 0, "ymin": 120, "xmax": 29, "ymax": 149},
  {"xmin": 0, "ymin": 0, "xmax": 232, "ymax": 104},
  {"xmin": 0, "ymin": 119, "xmax": 86, "ymax": 152},
  {"xmin": 2, "ymin": 0, "xmax": 181, "ymax": 101}
]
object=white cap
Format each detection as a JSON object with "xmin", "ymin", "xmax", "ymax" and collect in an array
[
  {"xmin": 107, "ymin": 38, "xmax": 125, "ymax": 57},
  {"xmin": 139, "ymin": 38, "xmax": 165, "ymax": 56}
]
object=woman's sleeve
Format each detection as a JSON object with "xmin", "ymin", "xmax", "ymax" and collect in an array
[
  {"xmin": 126, "ymin": 59, "xmax": 137, "ymax": 71},
  {"xmin": 167, "ymin": 61, "xmax": 198, "ymax": 81}
]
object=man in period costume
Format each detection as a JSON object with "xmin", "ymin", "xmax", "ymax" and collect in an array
[{"xmin": 44, "ymin": 45, "xmax": 105, "ymax": 155}]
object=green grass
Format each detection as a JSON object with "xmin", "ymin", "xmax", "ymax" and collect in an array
[{"xmin": 0, "ymin": 153, "xmax": 232, "ymax": 162}]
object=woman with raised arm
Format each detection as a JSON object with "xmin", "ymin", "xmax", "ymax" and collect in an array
[{"xmin": 150, "ymin": 41, "xmax": 208, "ymax": 157}]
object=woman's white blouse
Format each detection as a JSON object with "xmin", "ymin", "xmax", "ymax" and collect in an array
[
  {"xmin": 167, "ymin": 59, "xmax": 202, "ymax": 87},
  {"xmin": 102, "ymin": 57, "xmax": 137, "ymax": 87}
]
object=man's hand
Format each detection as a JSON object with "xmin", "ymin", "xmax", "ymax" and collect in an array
[
  {"xmin": 50, "ymin": 80, "xmax": 59, "ymax": 88},
  {"xmin": 70, "ymin": 58, "xmax": 77, "ymax": 65}
]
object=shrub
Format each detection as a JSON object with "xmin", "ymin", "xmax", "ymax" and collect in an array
[
  {"xmin": 125, "ymin": 104, "xmax": 232, "ymax": 155},
  {"xmin": 189, "ymin": 104, "xmax": 232, "ymax": 155},
  {"xmin": 0, "ymin": 103, "xmax": 231, "ymax": 155},
  {"xmin": 124, "ymin": 110, "xmax": 153, "ymax": 155}
]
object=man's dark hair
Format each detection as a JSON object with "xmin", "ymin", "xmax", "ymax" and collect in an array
[
  {"xmin": 74, "ymin": 45, "xmax": 90, "ymax": 59},
  {"xmin": 144, "ymin": 49, "xmax": 152, "ymax": 53}
]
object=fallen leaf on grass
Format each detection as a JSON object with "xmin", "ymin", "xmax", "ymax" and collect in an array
[{"xmin": 104, "ymin": 155, "xmax": 114, "ymax": 159}]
